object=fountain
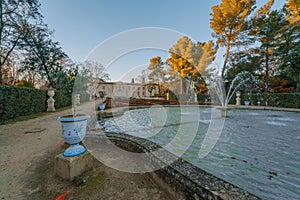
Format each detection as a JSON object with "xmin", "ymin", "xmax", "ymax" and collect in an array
[
  {"xmin": 92, "ymin": 105, "xmax": 300, "ymax": 200},
  {"xmin": 208, "ymin": 71, "xmax": 258, "ymax": 117}
]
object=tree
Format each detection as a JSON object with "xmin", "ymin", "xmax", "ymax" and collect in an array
[
  {"xmin": 286, "ymin": 0, "xmax": 300, "ymax": 25},
  {"xmin": 81, "ymin": 60, "xmax": 110, "ymax": 97},
  {"xmin": 136, "ymin": 69, "xmax": 148, "ymax": 83},
  {"xmin": 249, "ymin": 1, "xmax": 283, "ymax": 92},
  {"xmin": 225, "ymin": 51, "xmax": 261, "ymax": 89},
  {"xmin": 275, "ymin": 7, "xmax": 300, "ymax": 91},
  {"xmin": 13, "ymin": 79, "xmax": 34, "ymax": 88},
  {"xmin": 210, "ymin": 0, "xmax": 256, "ymax": 78},
  {"xmin": 20, "ymin": 24, "xmax": 67, "ymax": 88},
  {"xmin": 0, "ymin": 0, "xmax": 42, "ymax": 84},
  {"xmin": 0, "ymin": 51, "xmax": 21, "ymax": 85},
  {"xmin": 148, "ymin": 56, "xmax": 165, "ymax": 95},
  {"xmin": 82, "ymin": 60, "xmax": 110, "ymax": 81},
  {"xmin": 269, "ymin": 75, "xmax": 294, "ymax": 93},
  {"xmin": 166, "ymin": 36, "xmax": 217, "ymax": 94}
]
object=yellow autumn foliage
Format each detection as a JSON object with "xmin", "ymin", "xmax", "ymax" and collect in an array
[
  {"xmin": 286, "ymin": 0, "xmax": 300, "ymax": 25},
  {"xmin": 167, "ymin": 36, "xmax": 217, "ymax": 79},
  {"xmin": 210, "ymin": 0, "xmax": 256, "ymax": 45}
]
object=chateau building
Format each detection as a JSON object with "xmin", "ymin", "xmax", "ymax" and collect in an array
[{"xmin": 96, "ymin": 80, "xmax": 159, "ymax": 98}]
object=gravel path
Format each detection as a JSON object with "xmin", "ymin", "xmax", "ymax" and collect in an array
[
  {"xmin": 0, "ymin": 102, "xmax": 175, "ymax": 200},
  {"xmin": 0, "ymin": 107, "xmax": 72, "ymax": 199}
]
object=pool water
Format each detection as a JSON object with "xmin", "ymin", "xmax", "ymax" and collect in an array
[{"xmin": 103, "ymin": 106, "xmax": 300, "ymax": 200}]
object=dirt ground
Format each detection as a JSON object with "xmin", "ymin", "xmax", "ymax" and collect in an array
[{"xmin": 0, "ymin": 103, "xmax": 174, "ymax": 200}]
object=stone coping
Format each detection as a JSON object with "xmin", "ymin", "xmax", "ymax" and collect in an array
[
  {"xmin": 227, "ymin": 104, "xmax": 300, "ymax": 112},
  {"xmin": 98, "ymin": 104, "xmax": 300, "ymax": 119},
  {"xmin": 100, "ymin": 132, "xmax": 261, "ymax": 200}
]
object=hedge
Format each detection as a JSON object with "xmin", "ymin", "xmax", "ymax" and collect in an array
[
  {"xmin": 198, "ymin": 93, "xmax": 300, "ymax": 109},
  {"xmin": 54, "ymin": 90, "xmax": 72, "ymax": 109},
  {"xmin": 0, "ymin": 86, "xmax": 47, "ymax": 121},
  {"xmin": 0, "ymin": 86, "xmax": 91, "ymax": 122},
  {"xmin": 239, "ymin": 93, "xmax": 300, "ymax": 108},
  {"xmin": 54, "ymin": 90, "xmax": 89, "ymax": 109}
]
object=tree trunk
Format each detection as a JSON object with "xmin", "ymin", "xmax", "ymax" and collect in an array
[
  {"xmin": 0, "ymin": 0, "xmax": 3, "ymax": 85},
  {"xmin": 264, "ymin": 48, "xmax": 269, "ymax": 92},
  {"xmin": 0, "ymin": 66, "xmax": 2, "ymax": 85},
  {"xmin": 222, "ymin": 42, "xmax": 231, "ymax": 78}
]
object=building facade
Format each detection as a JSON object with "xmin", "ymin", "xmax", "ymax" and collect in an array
[{"xmin": 96, "ymin": 81, "xmax": 159, "ymax": 98}]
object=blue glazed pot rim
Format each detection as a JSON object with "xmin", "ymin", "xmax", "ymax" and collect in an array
[{"xmin": 57, "ymin": 115, "xmax": 90, "ymax": 122}]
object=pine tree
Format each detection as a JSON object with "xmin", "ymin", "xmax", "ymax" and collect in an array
[{"xmin": 210, "ymin": 0, "xmax": 256, "ymax": 78}]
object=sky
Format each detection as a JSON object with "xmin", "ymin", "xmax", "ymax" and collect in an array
[{"xmin": 40, "ymin": 0, "xmax": 285, "ymax": 82}]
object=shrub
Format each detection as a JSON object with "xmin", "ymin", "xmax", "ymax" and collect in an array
[
  {"xmin": 199, "ymin": 92, "xmax": 300, "ymax": 108},
  {"xmin": 240, "ymin": 93, "xmax": 300, "ymax": 108},
  {"xmin": 13, "ymin": 79, "xmax": 34, "ymax": 88},
  {"xmin": 54, "ymin": 90, "xmax": 72, "ymax": 109},
  {"xmin": 0, "ymin": 86, "xmax": 47, "ymax": 121}
]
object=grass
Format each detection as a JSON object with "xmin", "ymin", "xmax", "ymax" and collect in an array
[
  {"xmin": 74, "ymin": 172, "xmax": 107, "ymax": 194},
  {"xmin": 0, "ymin": 105, "xmax": 72, "ymax": 125}
]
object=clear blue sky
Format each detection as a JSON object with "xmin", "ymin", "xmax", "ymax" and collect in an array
[{"xmin": 40, "ymin": 0, "xmax": 285, "ymax": 81}]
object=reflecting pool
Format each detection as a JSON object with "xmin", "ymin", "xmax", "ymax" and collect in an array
[{"xmin": 103, "ymin": 106, "xmax": 300, "ymax": 200}]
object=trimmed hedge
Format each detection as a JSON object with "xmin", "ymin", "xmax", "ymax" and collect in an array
[
  {"xmin": 0, "ymin": 86, "xmax": 47, "ymax": 121},
  {"xmin": 198, "ymin": 93, "xmax": 300, "ymax": 109},
  {"xmin": 54, "ymin": 90, "xmax": 72, "ymax": 109},
  {"xmin": 239, "ymin": 93, "xmax": 300, "ymax": 108},
  {"xmin": 54, "ymin": 90, "xmax": 89, "ymax": 109},
  {"xmin": 0, "ymin": 86, "xmax": 91, "ymax": 122}
]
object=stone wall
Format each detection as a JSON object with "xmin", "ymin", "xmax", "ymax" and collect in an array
[{"xmin": 105, "ymin": 133, "xmax": 260, "ymax": 200}]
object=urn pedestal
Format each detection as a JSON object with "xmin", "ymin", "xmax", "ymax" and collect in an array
[
  {"xmin": 47, "ymin": 88, "xmax": 56, "ymax": 111},
  {"xmin": 236, "ymin": 91, "xmax": 241, "ymax": 106}
]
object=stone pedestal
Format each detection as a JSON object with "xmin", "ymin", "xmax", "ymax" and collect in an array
[
  {"xmin": 76, "ymin": 94, "xmax": 81, "ymax": 105},
  {"xmin": 47, "ymin": 97, "xmax": 55, "ymax": 111},
  {"xmin": 236, "ymin": 91, "xmax": 241, "ymax": 106},
  {"xmin": 47, "ymin": 88, "xmax": 55, "ymax": 111},
  {"xmin": 54, "ymin": 152, "xmax": 94, "ymax": 181}
]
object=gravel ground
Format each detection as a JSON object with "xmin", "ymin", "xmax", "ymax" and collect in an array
[{"xmin": 0, "ymin": 102, "xmax": 175, "ymax": 200}]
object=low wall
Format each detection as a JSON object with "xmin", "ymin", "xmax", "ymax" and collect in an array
[{"xmin": 105, "ymin": 133, "xmax": 260, "ymax": 200}]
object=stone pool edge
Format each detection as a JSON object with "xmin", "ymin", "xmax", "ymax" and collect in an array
[
  {"xmin": 104, "ymin": 132, "xmax": 261, "ymax": 200},
  {"xmin": 97, "ymin": 104, "xmax": 300, "ymax": 120}
]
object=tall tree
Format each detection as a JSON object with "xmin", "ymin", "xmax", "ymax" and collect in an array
[
  {"xmin": 166, "ymin": 36, "xmax": 217, "ymax": 94},
  {"xmin": 276, "ymin": 6, "xmax": 300, "ymax": 91},
  {"xmin": 249, "ymin": 0, "xmax": 282, "ymax": 92},
  {"xmin": 148, "ymin": 56, "xmax": 165, "ymax": 95},
  {"xmin": 20, "ymin": 24, "xmax": 67, "ymax": 88},
  {"xmin": 0, "ymin": 0, "xmax": 42, "ymax": 84},
  {"xmin": 210, "ymin": 0, "xmax": 256, "ymax": 78}
]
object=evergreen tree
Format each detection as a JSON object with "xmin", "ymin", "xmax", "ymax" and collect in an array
[
  {"xmin": 210, "ymin": 0, "xmax": 256, "ymax": 78},
  {"xmin": 249, "ymin": 1, "xmax": 283, "ymax": 92}
]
